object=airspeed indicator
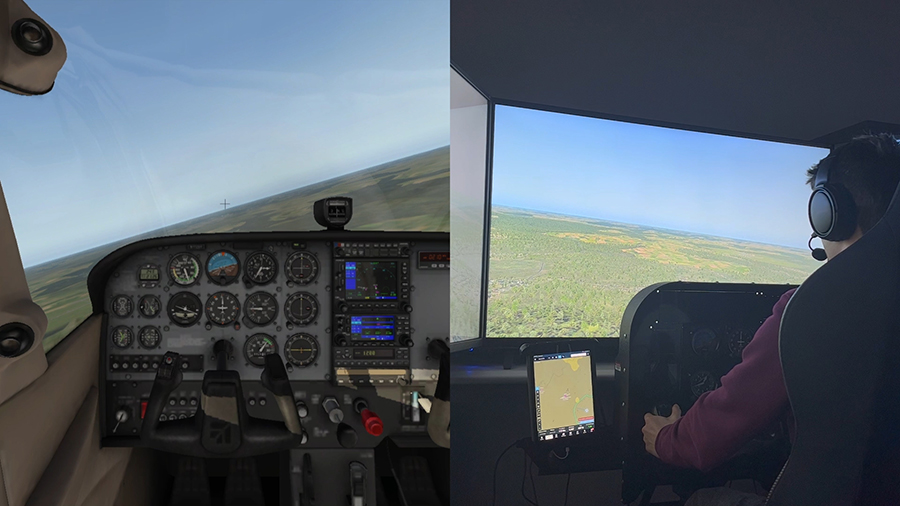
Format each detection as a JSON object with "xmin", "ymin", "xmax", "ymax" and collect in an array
[{"xmin": 168, "ymin": 253, "xmax": 201, "ymax": 286}]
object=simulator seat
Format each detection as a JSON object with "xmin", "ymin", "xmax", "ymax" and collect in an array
[{"xmin": 769, "ymin": 182, "xmax": 900, "ymax": 505}]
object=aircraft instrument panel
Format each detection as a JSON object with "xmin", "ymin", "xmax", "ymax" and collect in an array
[{"xmin": 89, "ymin": 231, "xmax": 448, "ymax": 450}]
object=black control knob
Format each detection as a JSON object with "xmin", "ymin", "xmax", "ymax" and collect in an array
[
  {"xmin": 322, "ymin": 396, "xmax": 344, "ymax": 423},
  {"xmin": 339, "ymin": 303, "xmax": 349, "ymax": 314},
  {"xmin": 337, "ymin": 423, "xmax": 358, "ymax": 448},
  {"xmin": 403, "ymin": 304, "xmax": 413, "ymax": 314},
  {"xmin": 334, "ymin": 334, "xmax": 348, "ymax": 346},
  {"xmin": 400, "ymin": 334, "xmax": 413, "ymax": 347},
  {"xmin": 335, "ymin": 247, "xmax": 345, "ymax": 257},
  {"xmin": 399, "ymin": 246, "xmax": 410, "ymax": 257}
]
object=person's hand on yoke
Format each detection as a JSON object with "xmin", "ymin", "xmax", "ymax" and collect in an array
[{"xmin": 642, "ymin": 404, "xmax": 682, "ymax": 458}]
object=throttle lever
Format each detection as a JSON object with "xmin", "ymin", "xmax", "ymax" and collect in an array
[{"xmin": 261, "ymin": 353, "xmax": 304, "ymax": 436}]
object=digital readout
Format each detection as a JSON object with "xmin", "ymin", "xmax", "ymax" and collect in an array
[
  {"xmin": 353, "ymin": 348, "xmax": 395, "ymax": 359},
  {"xmin": 350, "ymin": 315, "xmax": 395, "ymax": 341},
  {"xmin": 140, "ymin": 268, "xmax": 160, "ymax": 281},
  {"xmin": 419, "ymin": 252, "xmax": 449, "ymax": 262}
]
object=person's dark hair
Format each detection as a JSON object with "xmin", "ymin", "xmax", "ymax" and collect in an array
[{"xmin": 807, "ymin": 133, "xmax": 900, "ymax": 234}]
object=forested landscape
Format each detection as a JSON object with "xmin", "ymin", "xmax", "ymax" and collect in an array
[{"xmin": 487, "ymin": 206, "xmax": 821, "ymax": 338}]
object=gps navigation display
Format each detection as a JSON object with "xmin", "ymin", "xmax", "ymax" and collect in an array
[
  {"xmin": 532, "ymin": 350, "xmax": 595, "ymax": 441},
  {"xmin": 345, "ymin": 261, "xmax": 399, "ymax": 300}
]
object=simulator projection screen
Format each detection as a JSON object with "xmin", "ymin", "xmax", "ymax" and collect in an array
[{"xmin": 487, "ymin": 105, "xmax": 829, "ymax": 338}]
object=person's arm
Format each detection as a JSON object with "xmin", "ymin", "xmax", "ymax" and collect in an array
[{"xmin": 648, "ymin": 289, "xmax": 795, "ymax": 472}]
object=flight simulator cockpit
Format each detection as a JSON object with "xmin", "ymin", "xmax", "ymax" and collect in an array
[{"xmin": 92, "ymin": 198, "xmax": 450, "ymax": 503}]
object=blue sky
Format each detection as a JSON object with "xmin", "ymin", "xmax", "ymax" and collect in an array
[
  {"xmin": 492, "ymin": 105, "xmax": 829, "ymax": 250},
  {"xmin": 0, "ymin": 0, "xmax": 448, "ymax": 267}
]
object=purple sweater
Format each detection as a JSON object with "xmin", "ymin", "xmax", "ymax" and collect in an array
[{"xmin": 655, "ymin": 288, "xmax": 797, "ymax": 472}]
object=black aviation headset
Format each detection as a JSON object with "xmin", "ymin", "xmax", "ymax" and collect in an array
[{"xmin": 808, "ymin": 153, "xmax": 858, "ymax": 261}]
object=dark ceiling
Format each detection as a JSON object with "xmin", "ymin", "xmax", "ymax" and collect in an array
[{"xmin": 451, "ymin": 0, "xmax": 900, "ymax": 147}]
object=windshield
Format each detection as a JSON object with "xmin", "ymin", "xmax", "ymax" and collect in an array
[
  {"xmin": 487, "ymin": 105, "xmax": 827, "ymax": 338},
  {"xmin": 1, "ymin": 0, "xmax": 449, "ymax": 351}
]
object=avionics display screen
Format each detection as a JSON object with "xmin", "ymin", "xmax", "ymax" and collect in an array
[
  {"xmin": 139, "ymin": 268, "xmax": 159, "ymax": 281},
  {"xmin": 353, "ymin": 348, "xmax": 395, "ymax": 359},
  {"xmin": 350, "ymin": 315, "xmax": 396, "ymax": 341},
  {"xmin": 345, "ymin": 261, "xmax": 398, "ymax": 300},
  {"xmin": 532, "ymin": 350, "xmax": 595, "ymax": 441}
]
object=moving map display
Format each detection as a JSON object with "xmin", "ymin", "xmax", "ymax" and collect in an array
[{"xmin": 533, "ymin": 350, "xmax": 595, "ymax": 441}]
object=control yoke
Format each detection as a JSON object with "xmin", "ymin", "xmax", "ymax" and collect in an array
[{"xmin": 141, "ymin": 341, "xmax": 305, "ymax": 457}]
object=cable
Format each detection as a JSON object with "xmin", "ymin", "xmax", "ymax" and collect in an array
[
  {"xmin": 521, "ymin": 450, "xmax": 537, "ymax": 506},
  {"xmin": 529, "ymin": 457, "xmax": 540, "ymax": 506},
  {"xmin": 385, "ymin": 440, "xmax": 409, "ymax": 506},
  {"xmin": 564, "ymin": 473, "xmax": 571, "ymax": 506},
  {"xmin": 492, "ymin": 440, "xmax": 518, "ymax": 506},
  {"xmin": 550, "ymin": 448, "xmax": 570, "ymax": 460}
]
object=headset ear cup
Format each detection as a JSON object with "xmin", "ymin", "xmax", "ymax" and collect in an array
[{"xmin": 823, "ymin": 183, "xmax": 858, "ymax": 241}]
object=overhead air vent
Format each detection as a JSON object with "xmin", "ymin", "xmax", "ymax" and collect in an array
[{"xmin": 0, "ymin": 322, "xmax": 35, "ymax": 358}]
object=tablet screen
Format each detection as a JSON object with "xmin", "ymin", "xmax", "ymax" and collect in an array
[{"xmin": 533, "ymin": 350, "xmax": 595, "ymax": 441}]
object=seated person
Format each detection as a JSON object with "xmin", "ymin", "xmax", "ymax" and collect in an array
[{"xmin": 640, "ymin": 133, "xmax": 900, "ymax": 506}]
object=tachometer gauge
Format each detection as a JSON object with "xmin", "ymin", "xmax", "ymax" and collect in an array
[
  {"xmin": 207, "ymin": 250, "xmax": 240, "ymax": 285},
  {"xmin": 245, "ymin": 252, "xmax": 277, "ymax": 285},
  {"xmin": 285, "ymin": 252, "xmax": 319, "ymax": 285},
  {"xmin": 167, "ymin": 292, "xmax": 202, "ymax": 327},
  {"xmin": 168, "ymin": 253, "xmax": 201, "ymax": 286},
  {"xmin": 205, "ymin": 292, "xmax": 241, "ymax": 326},
  {"xmin": 690, "ymin": 370, "xmax": 719, "ymax": 397},
  {"xmin": 244, "ymin": 333, "xmax": 277, "ymax": 367},
  {"xmin": 111, "ymin": 295, "xmax": 133, "ymax": 318},
  {"xmin": 111, "ymin": 326, "xmax": 134, "ymax": 348},
  {"xmin": 284, "ymin": 292, "xmax": 318, "ymax": 325},
  {"xmin": 244, "ymin": 292, "xmax": 277, "ymax": 326},
  {"xmin": 727, "ymin": 329, "xmax": 754, "ymax": 358},
  {"xmin": 139, "ymin": 295, "xmax": 161, "ymax": 318},
  {"xmin": 139, "ymin": 326, "xmax": 161, "ymax": 349},
  {"xmin": 284, "ymin": 333, "xmax": 318, "ymax": 367},
  {"xmin": 691, "ymin": 328, "xmax": 719, "ymax": 357}
]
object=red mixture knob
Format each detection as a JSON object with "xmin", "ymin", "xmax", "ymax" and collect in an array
[{"xmin": 360, "ymin": 408, "xmax": 383, "ymax": 436}]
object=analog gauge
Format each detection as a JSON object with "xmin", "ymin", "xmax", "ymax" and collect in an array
[
  {"xmin": 244, "ymin": 333, "xmax": 277, "ymax": 367},
  {"xmin": 690, "ymin": 370, "xmax": 719, "ymax": 397},
  {"xmin": 205, "ymin": 292, "xmax": 241, "ymax": 326},
  {"xmin": 139, "ymin": 326, "xmax": 161, "ymax": 349},
  {"xmin": 728, "ymin": 329, "xmax": 754, "ymax": 358},
  {"xmin": 111, "ymin": 326, "xmax": 134, "ymax": 348},
  {"xmin": 207, "ymin": 250, "xmax": 240, "ymax": 285},
  {"xmin": 111, "ymin": 295, "xmax": 133, "ymax": 318},
  {"xmin": 285, "ymin": 252, "xmax": 319, "ymax": 285},
  {"xmin": 245, "ymin": 252, "xmax": 277, "ymax": 285},
  {"xmin": 244, "ymin": 292, "xmax": 278, "ymax": 326},
  {"xmin": 167, "ymin": 292, "xmax": 202, "ymax": 327},
  {"xmin": 139, "ymin": 295, "xmax": 161, "ymax": 318},
  {"xmin": 284, "ymin": 333, "xmax": 318, "ymax": 367},
  {"xmin": 284, "ymin": 292, "xmax": 318, "ymax": 325},
  {"xmin": 691, "ymin": 328, "xmax": 719, "ymax": 357},
  {"xmin": 168, "ymin": 253, "xmax": 201, "ymax": 286}
]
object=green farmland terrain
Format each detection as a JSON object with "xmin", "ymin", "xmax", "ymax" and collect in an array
[
  {"xmin": 487, "ymin": 206, "xmax": 821, "ymax": 338},
  {"xmin": 25, "ymin": 146, "xmax": 449, "ymax": 352}
]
